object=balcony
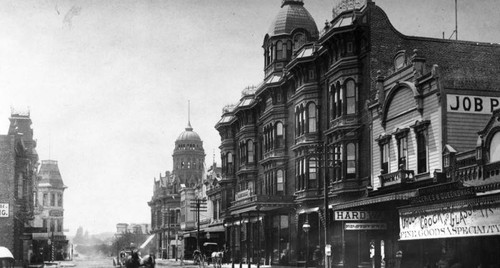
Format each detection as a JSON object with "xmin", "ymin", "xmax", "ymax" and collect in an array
[
  {"xmin": 483, "ymin": 161, "xmax": 500, "ymax": 180},
  {"xmin": 379, "ymin": 169, "xmax": 415, "ymax": 188},
  {"xmin": 232, "ymin": 191, "xmax": 294, "ymax": 208},
  {"xmin": 263, "ymin": 148, "xmax": 286, "ymax": 161}
]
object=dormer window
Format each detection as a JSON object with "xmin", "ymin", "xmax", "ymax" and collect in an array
[
  {"xmin": 394, "ymin": 51, "xmax": 406, "ymax": 71},
  {"xmin": 277, "ymin": 41, "xmax": 283, "ymax": 60},
  {"xmin": 293, "ymin": 33, "xmax": 305, "ymax": 51}
]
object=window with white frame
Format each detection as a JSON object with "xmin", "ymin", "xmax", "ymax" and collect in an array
[
  {"xmin": 308, "ymin": 103, "xmax": 317, "ymax": 133},
  {"xmin": 346, "ymin": 143, "xmax": 356, "ymax": 178}
]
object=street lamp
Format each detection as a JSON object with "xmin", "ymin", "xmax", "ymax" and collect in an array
[{"xmin": 302, "ymin": 220, "xmax": 311, "ymax": 268}]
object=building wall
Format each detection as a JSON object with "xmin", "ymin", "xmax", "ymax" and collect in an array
[{"xmin": 0, "ymin": 135, "xmax": 16, "ymax": 251}]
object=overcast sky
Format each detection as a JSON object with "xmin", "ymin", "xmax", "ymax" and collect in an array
[{"xmin": 1, "ymin": 0, "xmax": 500, "ymax": 235}]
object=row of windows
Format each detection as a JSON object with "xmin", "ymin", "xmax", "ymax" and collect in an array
[
  {"xmin": 329, "ymin": 80, "xmax": 357, "ymax": 120},
  {"xmin": 264, "ymin": 169, "xmax": 284, "ymax": 195},
  {"xmin": 239, "ymin": 140, "xmax": 255, "ymax": 165},
  {"xmin": 175, "ymin": 159, "xmax": 204, "ymax": 170},
  {"xmin": 295, "ymin": 102, "xmax": 317, "ymax": 136},
  {"xmin": 264, "ymin": 33, "xmax": 306, "ymax": 67},
  {"xmin": 379, "ymin": 127, "xmax": 428, "ymax": 175},
  {"xmin": 263, "ymin": 122, "xmax": 284, "ymax": 152},
  {"xmin": 42, "ymin": 192, "xmax": 63, "ymax": 207},
  {"xmin": 176, "ymin": 143, "xmax": 201, "ymax": 150},
  {"xmin": 42, "ymin": 218, "xmax": 63, "ymax": 232}
]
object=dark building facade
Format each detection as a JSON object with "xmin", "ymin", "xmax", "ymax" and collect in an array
[
  {"xmin": 215, "ymin": 0, "xmax": 500, "ymax": 268},
  {"xmin": 0, "ymin": 110, "xmax": 40, "ymax": 266},
  {"xmin": 149, "ymin": 120, "xmax": 206, "ymax": 259}
]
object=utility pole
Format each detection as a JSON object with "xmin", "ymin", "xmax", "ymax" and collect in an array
[{"xmin": 189, "ymin": 198, "xmax": 207, "ymax": 250}]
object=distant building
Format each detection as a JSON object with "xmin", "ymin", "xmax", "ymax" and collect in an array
[
  {"xmin": 115, "ymin": 223, "xmax": 151, "ymax": 235},
  {"xmin": 0, "ymin": 109, "xmax": 39, "ymax": 266},
  {"xmin": 149, "ymin": 118, "xmax": 208, "ymax": 260},
  {"xmin": 33, "ymin": 160, "xmax": 68, "ymax": 261}
]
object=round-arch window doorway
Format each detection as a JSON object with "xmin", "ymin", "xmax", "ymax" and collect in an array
[{"xmin": 490, "ymin": 132, "xmax": 500, "ymax": 163}]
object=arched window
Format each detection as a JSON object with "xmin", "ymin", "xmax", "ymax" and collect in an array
[
  {"xmin": 346, "ymin": 80, "xmax": 356, "ymax": 114},
  {"xmin": 276, "ymin": 122, "xmax": 284, "ymax": 148},
  {"xmin": 309, "ymin": 157, "xmax": 318, "ymax": 188},
  {"xmin": 293, "ymin": 33, "xmax": 305, "ymax": 51},
  {"xmin": 308, "ymin": 103, "xmax": 317, "ymax": 133},
  {"xmin": 277, "ymin": 170, "xmax": 284, "ymax": 194},
  {"xmin": 248, "ymin": 140, "xmax": 255, "ymax": 163},
  {"xmin": 490, "ymin": 132, "xmax": 500, "ymax": 163},
  {"xmin": 276, "ymin": 41, "xmax": 283, "ymax": 60},
  {"xmin": 346, "ymin": 143, "xmax": 356, "ymax": 178}
]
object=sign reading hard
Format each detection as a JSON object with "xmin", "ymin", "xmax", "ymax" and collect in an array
[
  {"xmin": 447, "ymin": 94, "xmax": 500, "ymax": 114},
  {"xmin": 399, "ymin": 200, "xmax": 500, "ymax": 240},
  {"xmin": 0, "ymin": 203, "xmax": 9, "ymax": 217},
  {"xmin": 334, "ymin": 211, "xmax": 384, "ymax": 221}
]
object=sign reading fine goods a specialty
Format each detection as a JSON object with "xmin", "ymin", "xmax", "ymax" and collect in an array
[
  {"xmin": 0, "ymin": 203, "xmax": 9, "ymax": 217},
  {"xmin": 399, "ymin": 201, "xmax": 500, "ymax": 240}
]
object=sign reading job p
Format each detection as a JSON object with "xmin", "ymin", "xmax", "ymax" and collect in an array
[
  {"xmin": 0, "ymin": 203, "xmax": 9, "ymax": 217},
  {"xmin": 447, "ymin": 94, "xmax": 500, "ymax": 114}
]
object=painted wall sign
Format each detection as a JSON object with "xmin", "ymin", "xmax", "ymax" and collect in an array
[
  {"xmin": 345, "ymin": 223, "xmax": 387, "ymax": 230},
  {"xmin": 49, "ymin": 210, "xmax": 63, "ymax": 217},
  {"xmin": 334, "ymin": 211, "xmax": 384, "ymax": 221},
  {"xmin": 0, "ymin": 203, "xmax": 9, "ymax": 217},
  {"xmin": 447, "ymin": 94, "xmax": 500, "ymax": 114},
  {"xmin": 235, "ymin": 189, "xmax": 250, "ymax": 201},
  {"xmin": 399, "ymin": 200, "xmax": 500, "ymax": 240}
]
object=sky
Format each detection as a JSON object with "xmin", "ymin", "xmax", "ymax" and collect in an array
[{"xmin": 1, "ymin": 0, "xmax": 500, "ymax": 235}]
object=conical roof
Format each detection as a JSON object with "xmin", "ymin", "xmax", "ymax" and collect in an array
[{"xmin": 38, "ymin": 160, "xmax": 66, "ymax": 189}]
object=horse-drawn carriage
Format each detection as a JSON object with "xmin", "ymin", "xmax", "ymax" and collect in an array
[
  {"xmin": 192, "ymin": 243, "xmax": 223, "ymax": 268},
  {"xmin": 114, "ymin": 248, "xmax": 155, "ymax": 268}
]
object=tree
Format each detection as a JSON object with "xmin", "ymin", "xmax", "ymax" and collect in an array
[{"xmin": 73, "ymin": 226, "xmax": 84, "ymax": 244}]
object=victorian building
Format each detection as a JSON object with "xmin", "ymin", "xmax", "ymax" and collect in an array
[
  {"xmin": 215, "ymin": 0, "xmax": 500, "ymax": 268},
  {"xmin": 33, "ymin": 159, "xmax": 68, "ymax": 261},
  {"xmin": 149, "ymin": 119, "xmax": 206, "ymax": 260},
  {"xmin": 0, "ymin": 109, "xmax": 40, "ymax": 266}
]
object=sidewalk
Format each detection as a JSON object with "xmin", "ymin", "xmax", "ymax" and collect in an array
[{"xmin": 156, "ymin": 259, "xmax": 301, "ymax": 268}]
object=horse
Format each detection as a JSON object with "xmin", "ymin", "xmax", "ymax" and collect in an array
[
  {"xmin": 140, "ymin": 254, "xmax": 155, "ymax": 268},
  {"xmin": 124, "ymin": 251, "xmax": 155, "ymax": 268},
  {"xmin": 211, "ymin": 251, "xmax": 224, "ymax": 268}
]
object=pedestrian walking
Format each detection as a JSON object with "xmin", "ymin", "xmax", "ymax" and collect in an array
[{"xmin": 313, "ymin": 246, "xmax": 322, "ymax": 268}]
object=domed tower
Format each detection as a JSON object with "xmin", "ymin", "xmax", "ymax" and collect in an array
[
  {"xmin": 263, "ymin": 0, "xmax": 319, "ymax": 78},
  {"xmin": 172, "ymin": 119, "xmax": 205, "ymax": 190}
]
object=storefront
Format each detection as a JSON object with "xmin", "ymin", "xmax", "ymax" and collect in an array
[{"xmin": 399, "ymin": 185, "xmax": 500, "ymax": 268}]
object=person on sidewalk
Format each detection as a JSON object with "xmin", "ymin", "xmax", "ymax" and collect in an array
[{"xmin": 313, "ymin": 246, "xmax": 322, "ymax": 268}]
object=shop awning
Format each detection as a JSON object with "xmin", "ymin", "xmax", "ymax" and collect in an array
[
  {"xmin": 140, "ymin": 234, "xmax": 155, "ymax": 249},
  {"xmin": 230, "ymin": 205, "xmax": 258, "ymax": 215},
  {"xmin": 329, "ymin": 189, "xmax": 417, "ymax": 210}
]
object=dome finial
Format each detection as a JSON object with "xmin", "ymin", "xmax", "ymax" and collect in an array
[{"xmin": 186, "ymin": 100, "xmax": 193, "ymax": 131}]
